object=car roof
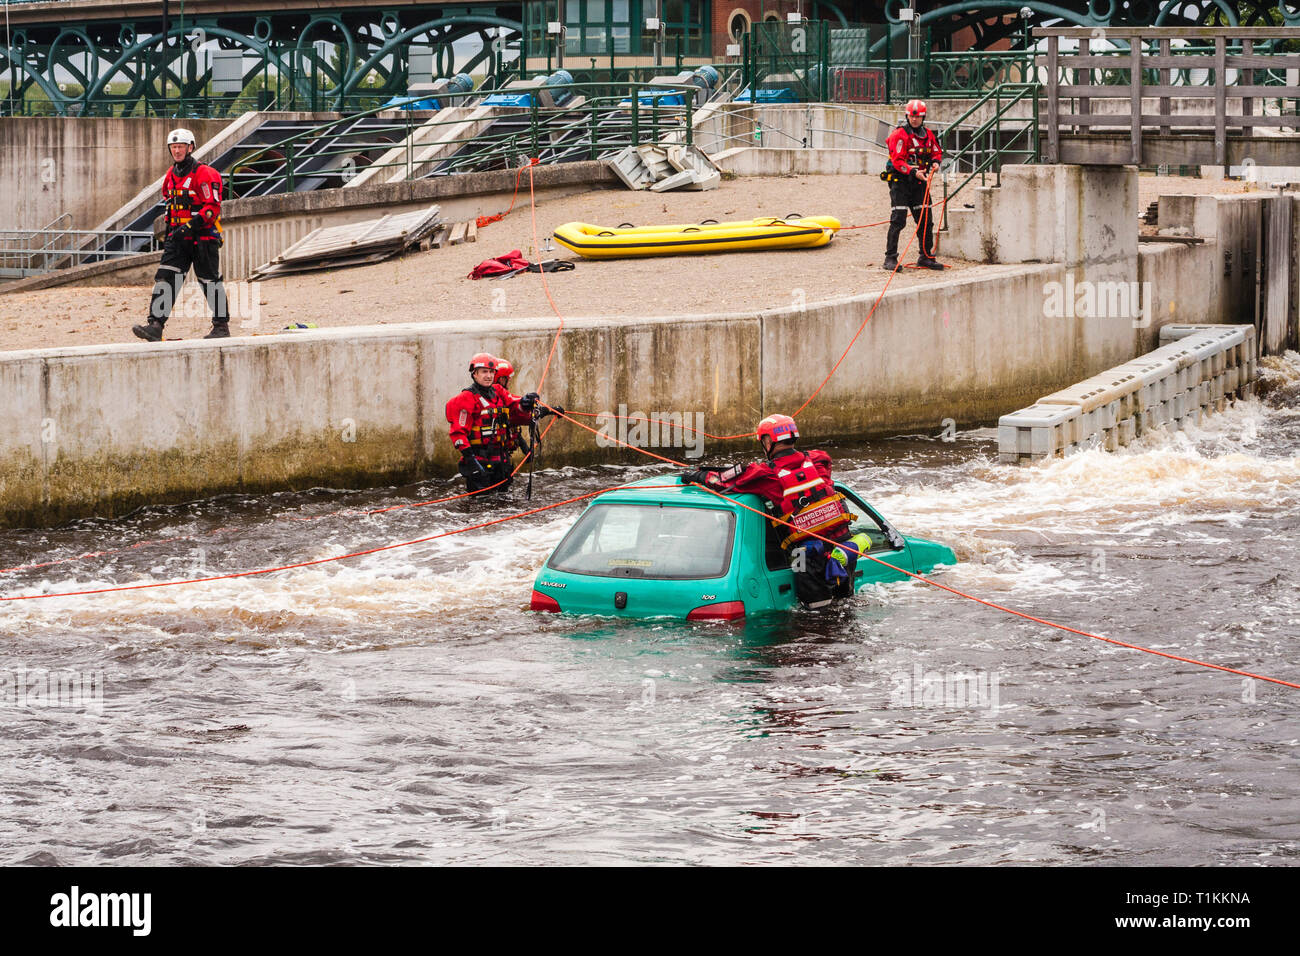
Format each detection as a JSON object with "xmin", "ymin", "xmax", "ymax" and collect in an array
[{"xmin": 589, "ymin": 474, "xmax": 766, "ymax": 512}]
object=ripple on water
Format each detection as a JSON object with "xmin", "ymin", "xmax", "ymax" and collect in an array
[{"xmin": 3, "ymin": 359, "xmax": 1300, "ymax": 863}]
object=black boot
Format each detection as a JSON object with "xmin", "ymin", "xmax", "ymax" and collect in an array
[
  {"xmin": 917, "ymin": 256, "xmax": 946, "ymax": 271},
  {"xmin": 203, "ymin": 322, "xmax": 230, "ymax": 339},
  {"xmin": 882, "ymin": 255, "xmax": 899, "ymax": 272},
  {"xmin": 132, "ymin": 320, "xmax": 165, "ymax": 342}
]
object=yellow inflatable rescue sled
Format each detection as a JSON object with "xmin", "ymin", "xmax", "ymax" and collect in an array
[{"xmin": 552, "ymin": 215, "xmax": 840, "ymax": 259}]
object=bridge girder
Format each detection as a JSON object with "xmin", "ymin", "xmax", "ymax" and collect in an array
[{"xmin": 0, "ymin": 4, "xmax": 523, "ymax": 115}]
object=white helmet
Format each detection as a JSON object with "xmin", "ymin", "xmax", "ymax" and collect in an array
[{"xmin": 166, "ymin": 128, "xmax": 196, "ymax": 147}]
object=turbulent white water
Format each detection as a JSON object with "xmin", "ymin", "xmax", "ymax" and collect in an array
[{"xmin": 2, "ymin": 357, "xmax": 1299, "ymax": 864}]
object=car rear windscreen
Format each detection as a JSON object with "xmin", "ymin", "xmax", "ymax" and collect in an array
[{"xmin": 547, "ymin": 503, "xmax": 736, "ymax": 580}]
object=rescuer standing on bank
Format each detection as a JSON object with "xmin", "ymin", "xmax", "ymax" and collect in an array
[
  {"xmin": 446, "ymin": 353, "xmax": 562, "ymax": 494},
  {"xmin": 132, "ymin": 129, "xmax": 230, "ymax": 342},
  {"xmin": 681, "ymin": 414, "xmax": 868, "ymax": 608},
  {"xmin": 882, "ymin": 99, "xmax": 945, "ymax": 272}
]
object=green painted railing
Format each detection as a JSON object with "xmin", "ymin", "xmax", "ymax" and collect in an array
[
  {"xmin": 224, "ymin": 80, "xmax": 699, "ymax": 198},
  {"xmin": 939, "ymin": 82, "xmax": 1041, "ymax": 228}
]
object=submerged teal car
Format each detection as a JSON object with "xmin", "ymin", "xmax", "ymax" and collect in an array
[{"xmin": 530, "ymin": 476, "xmax": 957, "ymax": 620}]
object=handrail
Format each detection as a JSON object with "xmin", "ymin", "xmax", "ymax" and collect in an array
[
  {"xmin": 227, "ymin": 80, "xmax": 702, "ymax": 194},
  {"xmin": 940, "ymin": 82, "xmax": 1040, "ymax": 228},
  {"xmin": 0, "ymin": 228, "xmax": 156, "ymax": 277}
]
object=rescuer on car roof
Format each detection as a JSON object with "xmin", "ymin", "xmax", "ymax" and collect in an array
[
  {"xmin": 446, "ymin": 353, "xmax": 562, "ymax": 494},
  {"xmin": 881, "ymin": 99, "xmax": 945, "ymax": 273},
  {"xmin": 680, "ymin": 414, "xmax": 865, "ymax": 608},
  {"xmin": 132, "ymin": 129, "xmax": 231, "ymax": 342}
]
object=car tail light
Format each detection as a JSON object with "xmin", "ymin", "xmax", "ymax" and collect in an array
[
  {"xmin": 686, "ymin": 600, "xmax": 745, "ymax": 621},
  {"xmin": 530, "ymin": 589, "xmax": 562, "ymax": 612}
]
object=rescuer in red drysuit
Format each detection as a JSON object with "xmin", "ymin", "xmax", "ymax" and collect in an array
[
  {"xmin": 882, "ymin": 99, "xmax": 945, "ymax": 272},
  {"xmin": 680, "ymin": 414, "xmax": 859, "ymax": 608},
  {"xmin": 492, "ymin": 358, "xmax": 533, "ymax": 459},
  {"xmin": 446, "ymin": 353, "xmax": 562, "ymax": 493},
  {"xmin": 132, "ymin": 128, "xmax": 230, "ymax": 341}
]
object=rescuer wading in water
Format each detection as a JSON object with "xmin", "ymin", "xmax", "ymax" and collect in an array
[{"xmin": 445, "ymin": 353, "xmax": 563, "ymax": 493}]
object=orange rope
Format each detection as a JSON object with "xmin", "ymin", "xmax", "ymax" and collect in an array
[
  {"xmin": 1, "ymin": 418, "xmax": 561, "ymax": 577},
  {"xmin": 475, "ymin": 157, "xmax": 539, "ymax": 230},
  {"xmin": 790, "ymin": 168, "xmax": 937, "ymax": 420},
  {"xmin": 0, "ymin": 483, "xmax": 681, "ymax": 603},
  {"xmin": 542, "ymin": 402, "xmax": 1300, "ymax": 690},
  {"xmin": 545, "ymin": 175, "xmax": 946, "ymax": 440},
  {"xmin": 9, "ymin": 161, "xmax": 1295, "ymax": 692}
]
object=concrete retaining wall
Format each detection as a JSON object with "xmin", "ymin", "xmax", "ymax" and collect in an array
[
  {"xmin": 711, "ymin": 147, "xmax": 877, "ymax": 176},
  {"xmin": 944, "ymin": 167, "xmax": 1296, "ymax": 355},
  {"xmin": 0, "ymin": 163, "xmax": 1275, "ymax": 528},
  {"xmin": 0, "ymin": 256, "xmax": 1172, "ymax": 529},
  {"xmin": 0, "ymin": 117, "xmax": 236, "ymax": 231}
]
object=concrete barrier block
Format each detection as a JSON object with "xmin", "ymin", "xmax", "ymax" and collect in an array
[
  {"xmin": 1039, "ymin": 373, "xmax": 1139, "ymax": 425},
  {"xmin": 997, "ymin": 403, "xmax": 1084, "ymax": 462},
  {"xmin": 1159, "ymin": 323, "xmax": 1213, "ymax": 344},
  {"xmin": 1169, "ymin": 392, "xmax": 1186, "ymax": 420},
  {"xmin": 1101, "ymin": 398, "xmax": 1121, "ymax": 429},
  {"xmin": 1117, "ymin": 359, "xmax": 1176, "ymax": 409},
  {"xmin": 1223, "ymin": 367, "xmax": 1239, "ymax": 395},
  {"xmin": 1156, "ymin": 371, "xmax": 1178, "ymax": 404},
  {"xmin": 1117, "ymin": 418, "xmax": 1137, "ymax": 446},
  {"xmin": 1157, "ymin": 323, "xmax": 1248, "ymax": 346}
]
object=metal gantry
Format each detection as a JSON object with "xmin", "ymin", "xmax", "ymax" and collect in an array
[{"xmin": 0, "ymin": 2, "xmax": 523, "ymax": 116}]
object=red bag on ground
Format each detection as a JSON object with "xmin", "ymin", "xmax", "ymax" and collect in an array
[{"xmin": 467, "ymin": 249, "xmax": 531, "ymax": 279}]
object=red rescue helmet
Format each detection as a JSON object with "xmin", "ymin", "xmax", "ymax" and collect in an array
[
  {"xmin": 905, "ymin": 99, "xmax": 927, "ymax": 120},
  {"xmin": 493, "ymin": 358, "xmax": 514, "ymax": 384},
  {"xmin": 468, "ymin": 352, "xmax": 497, "ymax": 373},
  {"xmin": 756, "ymin": 414, "xmax": 799, "ymax": 446}
]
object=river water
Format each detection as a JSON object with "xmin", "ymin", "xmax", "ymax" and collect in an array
[{"xmin": 3, "ymin": 357, "xmax": 1299, "ymax": 866}]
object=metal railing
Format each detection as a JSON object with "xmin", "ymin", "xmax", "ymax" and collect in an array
[
  {"xmin": 0, "ymin": 228, "xmax": 156, "ymax": 278},
  {"xmin": 227, "ymin": 81, "xmax": 700, "ymax": 197},
  {"xmin": 939, "ymin": 83, "xmax": 1041, "ymax": 228}
]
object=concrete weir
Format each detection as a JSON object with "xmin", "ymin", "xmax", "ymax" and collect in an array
[
  {"xmin": 0, "ymin": 163, "xmax": 1294, "ymax": 527},
  {"xmin": 998, "ymin": 324, "xmax": 1258, "ymax": 463}
]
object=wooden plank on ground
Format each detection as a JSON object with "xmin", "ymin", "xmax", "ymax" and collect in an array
[
  {"xmin": 430, "ymin": 225, "xmax": 453, "ymax": 248},
  {"xmin": 466, "ymin": 220, "xmax": 478, "ymax": 243},
  {"xmin": 448, "ymin": 221, "xmax": 468, "ymax": 245},
  {"xmin": 257, "ymin": 205, "xmax": 442, "ymax": 273}
]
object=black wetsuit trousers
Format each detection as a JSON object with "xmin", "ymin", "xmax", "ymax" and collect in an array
[
  {"xmin": 460, "ymin": 453, "xmax": 512, "ymax": 493},
  {"xmin": 148, "ymin": 235, "xmax": 229, "ymax": 326},
  {"xmin": 885, "ymin": 176, "xmax": 936, "ymax": 260}
]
